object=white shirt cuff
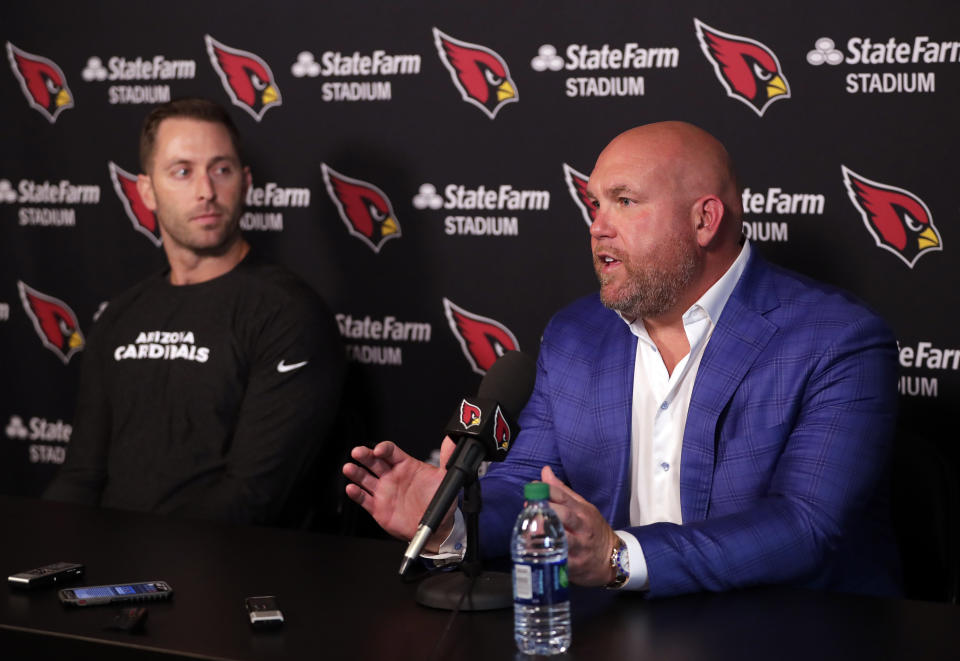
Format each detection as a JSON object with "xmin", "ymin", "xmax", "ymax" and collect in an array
[
  {"xmin": 418, "ymin": 508, "xmax": 466, "ymax": 566},
  {"xmin": 615, "ymin": 530, "xmax": 649, "ymax": 591}
]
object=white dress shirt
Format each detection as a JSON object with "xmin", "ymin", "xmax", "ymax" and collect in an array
[{"xmin": 616, "ymin": 240, "xmax": 751, "ymax": 589}]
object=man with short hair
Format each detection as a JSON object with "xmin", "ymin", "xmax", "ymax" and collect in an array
[
  {"xmin": 343, "ymin": 121, "xmax": 900, "ymax": 597},
  {"xmin": 46, "ymin": 98, "xmax": 344, "ymax": 526}
]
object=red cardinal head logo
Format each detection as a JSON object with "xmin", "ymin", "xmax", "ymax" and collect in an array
[
  {"xmin": 562, "ymin": 163, "xmax": 595, "ymax": 226},
  {"xmin": 108, "ymin": 162, "xmax": 162, "ymax": 247},
  {"xmin": 433, "ymin": 28, "xmax": 518, "ymax": 120},
  {"xmin": 322, "ymin": 164, "xmax": 401, "ymax": 253},
  {"xmin": 493, "ymin": 406, "xmax": 511, "ymax": 452},
  {"xmin": 443, "ymin": 298, "xmax": 519, "ymax": 375},
  {"xmin": 842, "ymin": 166, "xmax": 942, "ymax": 268},
  {"xmin": 459, "ymin": 400, "xmax": 482, "ymax": 429},
  {"xmin": 205, "ymin": 35, "xmax": 281, "ymax": 121},
  {"xmin": 694, "ymin": 19, "xmax": 789, "ymax": 117},
  {"xmin": 17, "ymin": 281, "xmax": 84, "ymax": 364},
  {"xmin": 6, "ymin": 42, "xmax": 74, "ymax": 123}
]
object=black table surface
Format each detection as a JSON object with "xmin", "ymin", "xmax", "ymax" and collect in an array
[{"xmin": 1, "ymin": 494, "xmax": 958, "ymax": 660}]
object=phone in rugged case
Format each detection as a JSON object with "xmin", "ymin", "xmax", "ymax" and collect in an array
[
  {"xmin": 8, "ymin": 562, "xmax": 84, "ymax": 589},
  {"xmin": 59, "ymin": 581, "xmax": 172, "ymax": 606}
]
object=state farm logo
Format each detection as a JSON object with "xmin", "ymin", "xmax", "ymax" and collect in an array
[
  {"xmin": 336, "ymin": 312, "xmax": 432, "ymax": 367},
  {"xmin": 322, "ymin": 164, "xmax": 400, "ymax": 252},
  {"xmin": 443, "ymin": 298, "xmax": 519, "ymax": 375},
  {"xmin": 898, "ymin": 339, "xmax": 959, "ymax": 399},
  {"xmin": 740, "ymin": 185, "xmax": 826, "ymax": 244},
  {"xmin": 433, "ymin": 28, "xmax": 518, "ymax": 119},
  {"xmin": 562, "ymin": 163, "xmax": 594, "ymax": 226},
  {"xmin": 6, "ymin": 42, "xmax": 74, "ymax": 123},
  {"xmin": 1, "ymin": 177, "xmax": 101, "ymax": 227},
  {"xmin": 842, "ymin": 166, "xmax": 942, "ymax": 268},
  {"xmin": 5, "ymin": 414, "xmax": 71, "ymax": 464},
  {"xmin": 242, "ymin": 179, "xmax": 311, "ymax": 233},
  {"xmin": 530, "ymin": 41, "xmax": 679, "ymax": 98},
  {"xmin": 205, "ymin": 35, "xmax": 281, "ymax": 121},
  {"xmin": 81, "ymin": 53, "xmax": 196, "ymax": 105},
  {"xmin": 289, "ymin": 48, "xmax": 421, "ymax": 102},
  {"xmin": 108, "ymin": 162, "xmax": 161, "ymax": 246},
  {"xmin": 412, "ymin": 181, "xmax": 549, "ymax": 236},
  {"xmin": 806, "ymin": 35, "xmax": 950, "ymax": 94},
  {"xmin": 694, "ymin": 19, "xmax": 790, "ymax": 116},
  {"xmin": 17, "ymin": 281, "xmax": 85, "ymax": 364}
]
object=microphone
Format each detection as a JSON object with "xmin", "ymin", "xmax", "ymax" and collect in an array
[{"xmin": 400, "ymin": 350, "xmax": 536, "ymax": 575}]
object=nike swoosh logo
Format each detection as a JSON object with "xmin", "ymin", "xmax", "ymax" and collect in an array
[{"xmin": 277, "ymin": 359, "xmax": 308, "ymax": 373}]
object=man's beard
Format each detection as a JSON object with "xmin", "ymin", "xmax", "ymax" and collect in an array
[{"xmin": 596, "ymin": 237, "xmax": 698, "ymax": 319}]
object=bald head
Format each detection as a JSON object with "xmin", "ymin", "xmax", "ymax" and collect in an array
[
  {"xmin": 596, "ymin": 121, "xmax": 742, "ymax": 241},
  {"xmin": 587, "ymin": 121, "xmax": 746, "ymax": 322}
]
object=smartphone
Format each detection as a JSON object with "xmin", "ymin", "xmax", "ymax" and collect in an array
[
  {"xmin": 245, "ymin": 595, "xmax": 284, "ymax": 628},
  {"xmin": 59, "ymin": 581, "xmax": 173, "ymax": 606},
  {"xmin": 8, "ymin": 561, "xmax": 84, "ymax": 589}
]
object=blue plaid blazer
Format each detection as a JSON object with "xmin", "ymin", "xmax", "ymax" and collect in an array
[{"xmin": 480, "ymin": 251, "xmax": 900, "ymax": 597}]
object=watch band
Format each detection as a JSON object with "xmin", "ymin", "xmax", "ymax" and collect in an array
[{"xmin": 605, "ymin": 537, "xmax": 629, "ymax": 589}]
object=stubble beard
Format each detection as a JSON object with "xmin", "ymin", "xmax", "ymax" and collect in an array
[{"xmin": 596, "ymin": 236, "xmax": 698, "ymax": 320}]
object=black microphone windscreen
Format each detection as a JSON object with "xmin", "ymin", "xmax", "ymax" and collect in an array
[{"xmin": 477, "ymin": 351, "xmax": 536, "ymax": 420}]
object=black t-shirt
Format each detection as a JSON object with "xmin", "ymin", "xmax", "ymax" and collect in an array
[{"xmin": 45, "ymin": 255, "xmax": 344, "ymax": 524}]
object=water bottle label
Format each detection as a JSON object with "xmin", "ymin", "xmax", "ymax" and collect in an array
[{"xmin": 512, "ymin": 559, "xmax": 569, "ymax": 606}]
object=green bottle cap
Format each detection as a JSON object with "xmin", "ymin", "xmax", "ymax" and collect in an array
[{"xmin": 524, "ymin": 482, "xmax": 549, "ymax": 500}]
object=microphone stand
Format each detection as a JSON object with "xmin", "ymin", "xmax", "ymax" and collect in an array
[{"xmin": 414, "ymin": 471, "xmax": 512, "ymax": 611}]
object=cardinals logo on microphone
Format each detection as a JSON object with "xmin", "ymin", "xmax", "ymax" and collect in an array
[
  {"xmin": 443, "ymin": 298, "xmax": 519, "ymax": 375},
  {"xmin": 842, "ymin": 166, "xmax": 942, "ymax": 268},
  {"xmin": 433, "ymin": 28, "xmax": 518, "ymax": 119},
  {"xmin": 694, "ymin": 19, "xmax": 789, "ymax": 117},
  {"xmin": 108, "ymin": 162, "xmax": 162, "ymax": 246},
  {"xmin": 322, "ymin": 164, "xmax": 401, "ymax": 253},
  {"xmin": 6, "ymin": 42, "xmax": 74, "ymax": 123},
  {"xmin": 563, "ymin": 163, "xmax": 595, "ymax": 226},
  {"xmin": 18, "ymin": 281, "xmax": 84, "ymax": 364},
  {"xmin": 205, "ymin": 35, "xmax": 281, "ymax": 121},
  {"xmin": 459, "ymin": 400, "xmax": 482, "ymax": 429}
]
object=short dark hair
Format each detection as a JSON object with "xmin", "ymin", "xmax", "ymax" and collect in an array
[{"xmin": 139, "ymin": 98, "xmax": 242, "ymax": 172}]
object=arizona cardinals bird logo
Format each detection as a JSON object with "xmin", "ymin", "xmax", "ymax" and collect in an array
[
  {"xmin": 562, "ymin": 163, "xmax": 595, "ymax": 226},
  {"xmin": 6, "ymin": 42, "xmax": 74, "ymax": 123},
  {"xmin": 493, "ymin": 406, "xmax": 511, "ymax": 452},
  {"xmin": 459, "ymin": 400, "xmax": 483, "ymax": 429},
  {"xmin": 205, "ymin": 35, "xmax": 281, "ymax": 121},
  {"xmin": 321, "ymin": 164, "xmax": 400, "ymax": 253},
  {"xmin": 17, "ymin": 281, "xmax": 84, "ymax": 364},
  {"xmin": 842, "ymin": 166, "xmax": 942, "ymax": 268},
  {"xmin": 443, "ymin": 298, "xmax": 519, "ymax": 375},
  {"xmin": 108, "ymin": 162, "xmax": 162, "ymax": 247},
  {"xmin": 433, "ymin": 28, "xmax": 518, "ymax": 120},
  {"xmin": 694, "ymin": 19, "xmax": 789, "ymax": 117}
]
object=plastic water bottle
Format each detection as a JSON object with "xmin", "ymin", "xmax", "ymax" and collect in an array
[{"xmin": 511, "ymin": 481, "xmax": 571, "ymax": 655}]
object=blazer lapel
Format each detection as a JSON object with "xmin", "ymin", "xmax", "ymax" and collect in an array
[
  {"xmin": 593, "ymin": 317, "xmax": 636, "ymax": 528},
  {"xmin": 680, "ymin": 253, "xmax": 780, "ymax": 523}
]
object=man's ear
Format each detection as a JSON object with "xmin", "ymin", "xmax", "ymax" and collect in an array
[
  {"xmin": 136, "ymin": 174, "xmax": 157, "ymax": 212},
  {"xmin": 693, "ymin": 195, "xmax": 724, "ymax": 248},
  {"xmin": 242, "ymin": 166, "xmax": 252, "ymax": 198}
]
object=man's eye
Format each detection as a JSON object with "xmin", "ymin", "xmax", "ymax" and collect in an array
[
  {"xmin": 618, "ymin": 197, "xmax": 632, "ymax": 207},
  {"xmin": 174, "ymin": 168, "xmax": 189, "ymax": 177}
]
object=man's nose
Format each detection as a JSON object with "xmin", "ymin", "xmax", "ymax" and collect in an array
[
  {"xmin": 196, "ymin": 173, "xmax": 216, "ymax": 201},
  {"xmin": 589, "ymin": 205, "xmax": 613, "ymax": 238}
]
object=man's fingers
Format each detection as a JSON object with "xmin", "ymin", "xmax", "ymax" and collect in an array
[
  {"xmin": 342, "ymin": 462, "xmax": 379, "ymax": 494},
  {"xmin": 344, "ymin": 483, "xmax": 373, "ymax": 514}
]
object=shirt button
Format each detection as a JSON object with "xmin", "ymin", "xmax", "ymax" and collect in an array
[
  {"xmin": 660, "ymin": 462, "xmax": 670, "ymax": 472},
  {"xmin": 660, "ymin": 401, "xmax": 668, "ymax": 410}
]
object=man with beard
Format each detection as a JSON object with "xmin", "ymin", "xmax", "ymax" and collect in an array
[
  {"xmin": 46, "ymin": 98, "xmax": 344, "ymax": 526},
  {"xmin": 343, "ymin": 122, "xmax": 899, "ymax": 597}
]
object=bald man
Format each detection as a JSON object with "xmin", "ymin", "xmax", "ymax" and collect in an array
[{"xmin": 344, "ymin": 122, "xmax": 900, "ymax": 597}]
